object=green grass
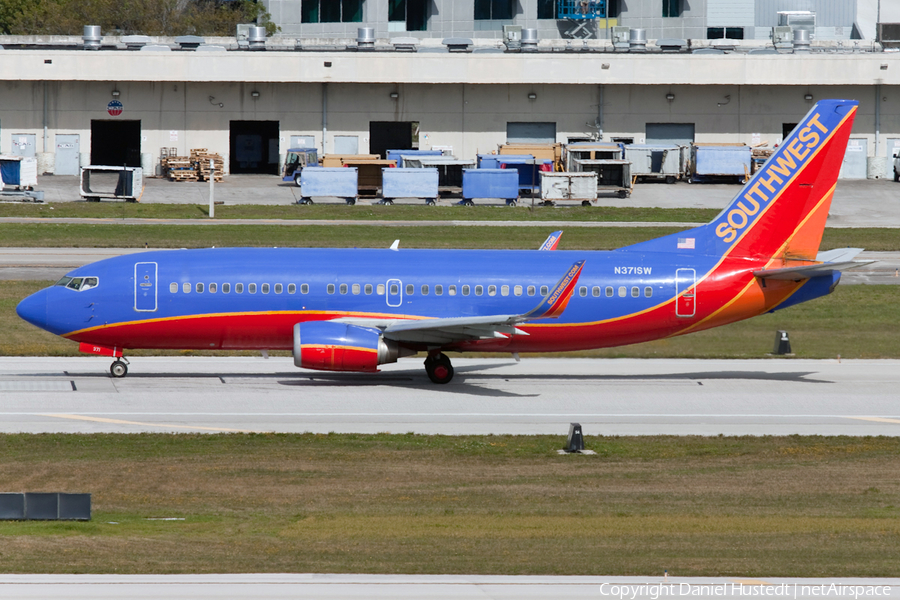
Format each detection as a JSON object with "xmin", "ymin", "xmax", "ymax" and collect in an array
[
  {"xmin": 5, "ymin": 282, "xmax": 900, "ymax": 358},
  {"xmin": 0, "ymin": 202, "xmax": 719, "ymax": 223},
  {"xmin": 0, "ymin": 223, "xmax": 898, "ymax": 250},
  {"xmin": 0, "ymin": 433, "xmax": 898, "ymax": 575}
]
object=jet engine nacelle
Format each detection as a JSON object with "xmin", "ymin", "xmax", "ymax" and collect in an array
[{"xmin": 293, "ymin": 321, "xmax": 405, "ymax": 372}]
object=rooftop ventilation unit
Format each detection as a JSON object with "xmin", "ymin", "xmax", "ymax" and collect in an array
[
  {"xmin": 778, "ymin": 11, "xmax": 815, "ymax": 39},
  {"xmin": 611, "ymin": 26, "xmax": 630, "ymax": 50},
  {"xmin": 772, "ymin": 26, "xmax": 793, "ymax": 48},
  {"xmin": 656, "ymin": 38, "xmax": 687, "ymax": 52},
  {"xmin": 82, "ymin": 25, "xmax": 101, "ymax": 50},
  {"xmin": 122, "ymin": 35, "xmax": 150, "ymax": 50},
  {"xmin": 521, "ymin": 28, "xmax": 538, "ymax": 52},
  {"xmin": 175, "ymin": 35, "xmax": 204, "ymax": 50},
  {"xmin": 504, "ymin": 25, "xmax": 522, "ymax": 51},
  {"xmin": 628, "ymin": 28, "xmax": 647, "ymax": 52},
  {"xmin": 442, "ymin": 38, "xmax": 473, "ymax": 53},
  {"xmin": 357, "ymin": 27, "xmax": 375, "ymax": 50},
  {"xmin": 248, "ymin": 26, "xmax": 267, "ymax": 50},
  {"xmin": 792, "ymin": 28, "xmax": 810, "ymax": 53},
  {"xmin": 392, "ymin": 37, "xmax": 418, "ymax": 52}
]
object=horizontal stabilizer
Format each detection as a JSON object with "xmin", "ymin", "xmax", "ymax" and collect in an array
[
  {"xmin": 815, "ymin": 248, "xmax": 865, "ymax": 263},
  {"xmin": 753, "ymin": 260, "xmax": 873, "ymax": 281}
]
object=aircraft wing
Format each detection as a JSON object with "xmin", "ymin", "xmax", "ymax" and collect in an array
[{"xmin": 334, "ymin": 260, "xmax": 585, "ymax": 345}]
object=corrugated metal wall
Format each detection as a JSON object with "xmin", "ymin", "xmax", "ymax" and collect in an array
[
  {"xmin": 708, "ymin": 0, "xmax": 755, "ymax": 27},
  {"xmin": 755, "ymin": 0, "xmax": 857, "ymax": 27}
]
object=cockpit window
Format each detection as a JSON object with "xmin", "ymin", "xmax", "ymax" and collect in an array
[{"xmin": 57, "ymin": 276, "xmax": 99, "ymax": 291}]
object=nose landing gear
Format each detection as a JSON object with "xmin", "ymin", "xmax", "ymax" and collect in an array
[
  {"xmin": 424, "ymin": 353, "xmax": 454, "ymax": 384},
  {"xmin": 110, "ymin": 357, "xmax": 130, "ymax": 378}
]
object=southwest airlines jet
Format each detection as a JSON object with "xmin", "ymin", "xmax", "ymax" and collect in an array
[{"xmin": 17, "ymin": 100, "xmax": 869, "ymax": 384}]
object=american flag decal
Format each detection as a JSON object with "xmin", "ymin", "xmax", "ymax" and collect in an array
[{"xmin": 677, "ymin": 237, "xmax": 695, "ymax": 249}]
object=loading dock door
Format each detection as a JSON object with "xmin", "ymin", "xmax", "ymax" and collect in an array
[
  {"xmin": 506, "ymin": 122, "xmax": 556, "ymax": 144},
  {"xmin": 230, "ymin": 121, "xmax": 280, "ymax": 174},
  {"xmin": 370, "ymin": 122, "xmax": 418, "ymax": 159},
  {"xmin": 10, "ymin": 134, "xmax": 36, "ymax": 158},
  {"xmin": 91, "ymin": 121, "xmax": 141, "ymax": 167},
  {"xmin": 646, "ymin": 123, "xmax": 695, "ymax": 146},
  {"xmin": 55, "ymin": 134, "xmax": 80, "ymax": 175}
]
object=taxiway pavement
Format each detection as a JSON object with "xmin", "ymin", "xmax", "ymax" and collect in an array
[{"xmin": 1, "ymin": 357, "xmax": 898, "ymax": 436}]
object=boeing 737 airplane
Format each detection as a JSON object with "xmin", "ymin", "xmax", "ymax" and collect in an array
[{"xmin": 17, "ymin": 99, "xmax": 869, "ymax": 383}]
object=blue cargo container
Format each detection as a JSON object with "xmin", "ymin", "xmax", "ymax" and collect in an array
[
  {"xmin": 386, "ymin": 149, "xmax": 444, "ymax": 167},
  {"xmin": 691, "ymin": 145, "xmax": 751, "ymax": 183},
  {"xmin": 381, "ymin": 168, "xmax": 440, "ymax": 205},
  {"xmin": 461, "ymin": 168, "xmax": 519, "ymax": 206},
  {"xmin": 477, "ymin": 154, "xmax": 533, "ymax": 169},
  {"xmin": 299, "ymin": 167, "xmax": 358, "ymax": 204}
]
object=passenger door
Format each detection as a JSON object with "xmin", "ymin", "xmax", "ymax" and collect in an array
[{"xmin": 134, "ymin": 262, "xmax": 158, "ymax": 312}]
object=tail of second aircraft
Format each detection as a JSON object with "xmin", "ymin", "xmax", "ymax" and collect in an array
[{"xmin": 628, "ymin": 99, "xmax": 858, "ymax": 261}]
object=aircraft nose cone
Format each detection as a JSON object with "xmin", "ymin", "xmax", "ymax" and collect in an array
[{"xmin": 16, "ymin": 289, "xmax": 49, "ymax": 331}]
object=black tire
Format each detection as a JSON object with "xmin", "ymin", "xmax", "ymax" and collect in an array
[
  {"xmin": 581, "ymin": 200, "xmax": 591, "ymax": 207},
  {"xmin": 383, "ymin": 199, "xmax": 393, "ymax": 205},
  {"xmin": 618, "ymin": 190, "xmax": 628, "ymax": 198},
  {"xmin": 507, "ymin": 200, "xmax": 517, "ymax": 207},
  {"xmin": 894, "ymin": 169, "xmax": 899, "ymax": 182},
  {"xmin": 665, "ymin": 176, "xmax": 676, "ymax": 184},
  {"xmin": 294, "ymin": 172, "xmax": 302, "ymax": 187},
  {"xmin": 425, "ymin": 354, "xmax": 454, "ymax": 384},
  {"xmin": 347, "ymin": 198, "xmax": 356, "ymax": 205},
  {"xmin": 110, "ymin": 360, "xmax": 128, "ymax": 378},
  {"xmin": 463, "ymin": 200, "xmax": 475, "ymax": 206},
  {"xmin": 426, "ymin": 199, "xmax": 436, "ymax": 206}
]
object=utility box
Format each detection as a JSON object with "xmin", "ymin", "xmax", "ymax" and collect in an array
[
  {"xmin": 299, "ymin": 167, "xmax": 358, "ymax": 204},
  {"xmin": 541, "ymin": 171, "xmax": 598, "ymax": 206},
  {"xmin": 564, "ymin": 422, "xmax": 585, "ymax": 453},
  {"xmin": 624, "ymin": 144, "xmax": 685, "ymax": 183},
  {"xmin": 573, "ymin": 158, "xmax": 632, "ymax": 197},
  {"xmin": 461, "ymin": 168, "xmax": 519, "ymax": 205},
  {"xmin": 80, "ymin": 166, "xmax": 143, "ymax": 202},
  {"xmin": 0, "ymin": 493, "xmax": 25, "ymax": 520},
  {"xmin": 382, "ymin": 168, "xmax": 439, "ymax": 204}
]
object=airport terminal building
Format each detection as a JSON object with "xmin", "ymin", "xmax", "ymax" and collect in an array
[{"xmin": 0, "ymin": 0, "xmax": 898, "ymax": 179}]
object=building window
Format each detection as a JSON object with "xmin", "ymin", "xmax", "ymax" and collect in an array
[
  {"xmin": 662, "ymin": 0, "xmax": 681, "ymax": 17},
  {"xmin": 389, "ymin": 0, "xmax": 427, "ymax": 31},
  {"xmin": 303, "ymin": 0, "xmax": 363, "ymax": 23},
  {"xmin": 706, "ymin": 27, "xmax": 744, "ymax": 39},
  {"xmin": 537, "ymin": 0, "xmax": 555, "ymax": 19},
  {"xmin": 475, "ymin": 0, "xmax": 513, "ymax": 20}
]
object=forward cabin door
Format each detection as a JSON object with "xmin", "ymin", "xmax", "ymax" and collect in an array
[
  {"xmin": 675, "ymin": 268, "xmax": 696, "ymax": 317},
  {"xmin": 386, "ymin": 279, "xmax": 402, "ymax": 307},
  {"xmin": 134, "ymin": 262, "xmax": 158, "ymax": 312}
]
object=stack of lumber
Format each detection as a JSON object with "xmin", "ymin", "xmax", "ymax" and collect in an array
[
  {"xmin": 165, "ymin": 156, "xmax": 197, "ymax": 182},
  {"xmin": 191, "ymin": 148, "xmax": 225, "ymax": 182}
]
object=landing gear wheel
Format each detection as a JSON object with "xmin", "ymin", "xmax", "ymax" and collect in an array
[
  {"xmin": 110, "ymin": 360, "xmax": 128, "ymax": 378},
  {"xmin": 424, "ymin": 353, "xmax": 454, "ymax": 384}
]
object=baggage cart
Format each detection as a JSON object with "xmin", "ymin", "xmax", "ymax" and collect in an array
[
  {"xmin": 565, "ymin": 142, "xmax": 624, "ymax": 171},
  {"xmin": 80, "ymin": 166, "xmax": 143, "ymax": 202},
  {"xmin": 461, "ymin": 168, "xmax": 519, "ymax": 206},
  {"xmin": 623, "ymin": 144, "xmax": 684, "ymax": 183},
  {"xmin": 540, "ymin": 171, "xmax": 598, "ymax": 206},
  {"xmin": 299, "ymin": 167, "xmax": 358, "ymax": 204},
  {"xmin": 381, "ymin": 168, "xmax": 440, "ymax": 205},
  {"xmin": 0, "ymin": 155, "xmax": 42, "ymax": 201},
  {"xmin": 690, "ymin": 144, "xmax": 751, "ymax": 183},
  {"xmin": 573, "ymin": 158, "xmax": 632, "ymax": 197}
]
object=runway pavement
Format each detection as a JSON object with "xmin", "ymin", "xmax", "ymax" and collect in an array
[
  {"xmin": 0, "ymin": 575, "xmax": 897, "ymax": 600},
  {"xmin": 2, "ymin": 247, "xmax": 897, "ymax": 283},
  {"xmin": 1, "ymin": 357, "xmax": 898, "ymax": 436}
]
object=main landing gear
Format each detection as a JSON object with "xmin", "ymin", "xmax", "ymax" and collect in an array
[
  {"xmin": 424, "ymin": 353, "xmax": 454, "ymax": 384},
  {"xmin": 110, "ymin": 357, "xmax": 130, "ymax": 378}
]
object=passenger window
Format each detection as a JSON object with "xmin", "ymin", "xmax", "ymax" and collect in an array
[
  {"xmin": 645, "ymin": 286, "xmax": 653, "ymax": 297},
  {"xmin": 209, "ymin": 283, "xmax": 217, "ymax": 293},
  {"xmin": 352, "ymin": 283, "xmax": 360, "ymax": 295},
  {"xmin": 632, "ymin": 286, "xmax": 639, "ymax": 297},
  {"xmin": 406, "ymin": 284, "xmax": 414, "ymax": 295},
  {"xmin": 183, "ymin": 282, "xmax": 191, "ymax": 293},
  {"xmin": 377, "ymin": 284, "xmax": 385, "ymax": 295},
  {"xmin": 364, "ymin": 284, "xmax": 373, "ymax": 295},
  {"xmin": 501, "ymin": 285, "xmax": 508, "ymax": 296},
  {"xmin": 514, "ymin": 285, "xmax": 522, "ymax": 296},
  {"xmin": 435, "ymin": 284, "xmax": 443, "ymax": 296},
  {"xmin": 275, "ymin": 283, "xmax": 283, "ymax": 294},
  {"xmin": 606, "ymin": 286, "xmax": 613, "ymax": 297},
  {"xmin": 462, "ymin": 285, "xmax": 470, "ymax": 296},
  {"xmin": 390, "ymin": 284, "xmax": 399, "ymax": 295},
  {"xmin": 421, "ymin": 284, "xmax": 429, "ymax": 295},
  {"xmin": 540, "ymin": 285, "xmax": 549, "ymax": 296},
  {"xmin": 248, "ymin": 284, "xmax": 256, "ymax": 294},
  {"xmin": 170, "ymin": 282, "xmax": 178, "ymax": 293},
  {"xmin": 488, "ymin": 285, "xmax": 497, "ymax": 296},
  {"xmin": 340, "ymin": 283, "xmax": 348, "ymax": 294},
  {"xmin": 527, "ymin": 285, "xmax": 535, "ymax": 296},
  {"xmin": 262, "ymin": 283, "xmax": 270, "ymax": 294},
  {"xmin": 300, "ymin": 283, "xmax": 309, "ymax": 294},
  {"xmin": 449, "ymin": 285, "xmax": 457, "ymax": 296},
  {"xmin": 592, "ymin": 286, "xmax": 600, "ymax": 297},
  {"xmin": 474, "ymin": 285, "xmax": 483, "ymax": 296},
  {"xmin": 579, "ymin": 286, "xmax": 587, "ymax": 297},
  {"xmin": 223, "ymin": 283, "xmax": 231, "ymax": 293},
  {"xmin": 327, "ymin": 284, "xmax": 335, "ymax": 294},
  {"xmin": 196, "ymin": 283, "xmax": 204, "ymax": 293},
  {"xmin": 618, "ymin": 286, "xmax": 626, "ymax": 297},
  {"xmin": 288, "ymin": 283, "xmax": 296, "ymax": 294},
  {"xmin": 236, "ymin": 283, "xmax": 244, "ymax": 293}
]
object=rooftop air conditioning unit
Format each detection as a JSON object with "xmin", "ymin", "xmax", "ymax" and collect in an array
[
  {"xmin": 772, "ymin": 26, "xmax": 793, "ymax": 47},
  {"xmin": 778, "ymin": 11, "xmax": 815, "ymax": 40},
  {"xmin": 611, "ymin": 26, "xmax": 630, "ymax": 49}
]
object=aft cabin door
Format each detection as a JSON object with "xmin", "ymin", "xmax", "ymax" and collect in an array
[
  {"xmin": 675, "ymin": 268, "xmax": 696, "ymax": 318},
  {"xmin": 134, "ymin": 262, "xmax": 158, "ymax": 312}
]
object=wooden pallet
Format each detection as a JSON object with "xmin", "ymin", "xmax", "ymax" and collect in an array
[{"xmin": 168, "ymin": 168, "xmax": 199, "ymax": 182}]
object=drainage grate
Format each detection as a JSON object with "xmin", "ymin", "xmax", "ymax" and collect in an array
[{"xmin": 0, "ymin": 380, "xmax": 75, "ymax": 391}]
